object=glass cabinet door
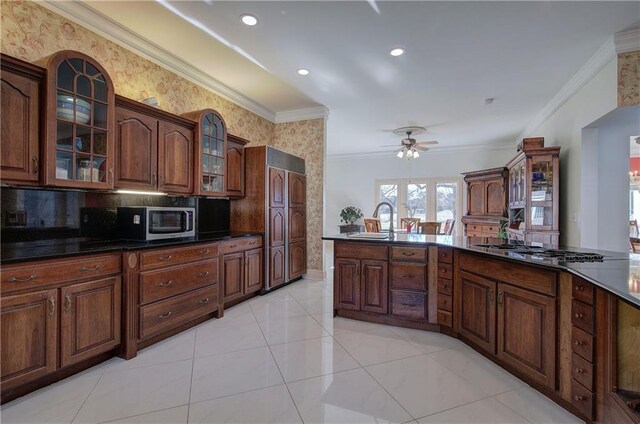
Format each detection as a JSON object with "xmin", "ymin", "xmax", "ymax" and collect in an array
[
  {"xmin": 529, "ymin": 157, "xmax": 554, "ymax": 228},
  {"xmin": 199, "ymin": 112, "xmax": 226, "ymax": 194}
]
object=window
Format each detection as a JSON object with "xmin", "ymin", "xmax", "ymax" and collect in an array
[{"xmin": 375, "ymin": 178, "xmax": 462, "ymax": 234}]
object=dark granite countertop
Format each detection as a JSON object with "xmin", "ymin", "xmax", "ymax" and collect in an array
[
  {"xmin": 1, "ymin": 232, "xmax": 263, "ymax": 265},
  {"xmin": 323, "ymin": 233, "xmax": 640, "ymax": 309}
]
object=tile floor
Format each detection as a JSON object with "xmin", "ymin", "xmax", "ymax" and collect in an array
[{"xmin": 1, "ymin": 277, "xmax": 585, "ymax": 424}]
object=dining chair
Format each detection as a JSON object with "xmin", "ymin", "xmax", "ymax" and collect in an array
[
  {"xmin": 364, "ymin": 218, "xmax": 381, "ymax": 232},
  {"xmin": 631, "ymin": 237, "xmax": 640, "ymax": 253},
  {"xmin": 631, "ymin": 220, "xmax": 639, "ymax": 237},
  {"xmin": 418, "ymin": 221, "xmax": 441, "ymax": 235},
  {"xmin": 441, "ymin": 218, "xmax": 455, "ymax": 235},
  {"xmin": 400, "ymin": 217, "xmax": 421, "ymax": 233}
]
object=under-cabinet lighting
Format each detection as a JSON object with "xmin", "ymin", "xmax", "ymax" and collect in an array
[{"xmin": 116, "ymin": 190, "xmax": 167, "ymax": 196}]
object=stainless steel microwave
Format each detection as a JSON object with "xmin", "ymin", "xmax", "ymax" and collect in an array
[{"xmin": 117, "ymin": 207, "xmax": 195, "ymax": 241}]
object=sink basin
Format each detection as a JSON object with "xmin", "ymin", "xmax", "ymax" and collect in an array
[{"xmin": 346, "ymin": 232, "xmax": 389, "ymax": 239}]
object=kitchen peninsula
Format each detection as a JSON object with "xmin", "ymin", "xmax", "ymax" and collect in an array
[{"xmin": 323, "ymin": 233, "xmax": 640, "ymax": 424}]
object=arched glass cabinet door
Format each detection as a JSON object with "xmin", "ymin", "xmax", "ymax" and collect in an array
[{"xmin": 45, "ymin": 51, "xmax": 115, "ymax": 188}]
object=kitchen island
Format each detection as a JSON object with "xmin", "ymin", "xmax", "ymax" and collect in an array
[{"xmin": 323, "ymin": 234, "xmax": 640, "ymax": 424}]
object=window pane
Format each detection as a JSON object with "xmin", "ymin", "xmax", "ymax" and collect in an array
[
  {"xmin": 378, "ymin": 184, "xmax": 397, "ymax": 230},
  {"xmin": 406, "ymin": 183, "xmax": 427, "ymax": 223},
  {"xmin": 436, "ymin": 182, "xmax": 457, "ymax": 231}
]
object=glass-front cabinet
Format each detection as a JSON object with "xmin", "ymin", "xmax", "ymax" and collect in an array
[
  {"xmin": 183, "ymin": 109, "xmax": 226, "ymax": 196},
  {"xmin": 44, "ymin": 51, "xmax": 115, "ymax": 189}
]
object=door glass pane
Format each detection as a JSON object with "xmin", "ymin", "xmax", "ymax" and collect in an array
[
  {"xmin": 75, "ymin": 125, "xmax": 91, "ymax": 153},
  {"xmin": 94, "ymin": 130, "xmax": 107, "ymax": 155},
  {"xmin": 378, "ymin": 184, "xmax": 398, "ymax": 230},
  {"xmin": 406, "ymin": 183, "xmax": 427, "ymax": 223},
  {"xmin": 57, "ymin": 60, "xmax": 75, "ymax": 91},
  {"xmin": 437, "ymin": 182, "xmax": 458, "ymax": 234},
  {"xmin": 56, "ymin": 121, "xmax": 73, "ymax": 151}
]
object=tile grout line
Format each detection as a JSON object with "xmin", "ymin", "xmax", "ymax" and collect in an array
[
  {"xmin": 69, "ymin": 371, "xmax": 105, "ymax": 424},
  {"xmin": 185, "ymin": 327, "xmax": 198, "ymax": 424},
  {"xmin": 97, "ymin": 404, "xmax": 190, "ymax": 424}
]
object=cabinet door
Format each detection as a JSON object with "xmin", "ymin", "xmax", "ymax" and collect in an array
[
  {"xmin": 334, "ymin": 258, "xmax": 360, "ymax": 310},
  {"xmin": 1, "ymin": 71, "xmax": 40, "ymax": 184},
  {"xmin": 244, "ymin": 248, "xmax": 264, "ymax": 294},
  {"xmin": 158, "ymin": 121, "xmax": 193, "ymax": 194},
  {"xmin": 269, "ymin": 246, "xmax": 286, "ymax": 287},
  {"xmin": 269, "ymin": 208, "xmax": 286, "ymax": 247},
  {"xmin": 360, "ymin": 260, "xmax": 388, "ymax": 314},
  {"xmin": 288, "ymin": 208, "xmax": 306, "ymax": 244},
  {"xmin": 497, "ymin": 283, "xmax": 556, "ymax": 389},
  {"xmin": 269, "ymin": 168, "xmax": 286, "ymax": 208},
  {"xmin": 467, "ymin": 181, "xmax": 485, "ymax": 215},
  {"xmin": 195, "ymin": 110, "xmax": 226, "ymax": 196},
  {"xmin": 222, "ymin": 252, "xmax": 244, "ymax": 301},
  {"xmin": 60, "ymin": 277, "xmax": 121, "ymax": 367},
  {"xmin": 288, "ymin": 172, "xmax": 306, "ymax": 208},
  {"xmin": 484, "ymin": 178, "xmax": 505, "ymax": 216},
  {"xmin": 458, "ymin": 271, "xmax": 496, "ymax": 353},
  {"xmin": 225, "ymin": 140, "xmax": 244, "ymax": 197},
  {"xmin": 115, "ymin": 108, "xmax": 157, "ymax": 190},
  {"xmin": 288, "ymin": 241, "xmax": 306, "ymax": 280},
  {"xmin": 1, "ymin": 289, "xmax": 57, "ymax": 389}
]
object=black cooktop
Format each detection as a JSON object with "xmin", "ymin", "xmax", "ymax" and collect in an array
[{"xmin": 474, "ymin": 244, "xmax": 605, "ymax": 262}]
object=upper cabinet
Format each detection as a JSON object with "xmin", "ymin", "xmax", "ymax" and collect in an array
[
  {"xmin": 44, "ymin": 51, "xmax": 115, "ymax": 189},
  {"xmin": 1, "ymin": 55, "xmax": 44, "ymax": 185},
  {"xmin": 288, "ymin": 172, "xmax": 306, "ymax": 208},
  {"xmin": 182, "ymin": 109, "xmax": 226, "ymax": 196},
  {"xmin": 226, "ymin": 134, "xmax": 247, "ymax": 198},
  {"xmin": 461, "ymin": 167, "xmax": 508, "ymax": 238}
]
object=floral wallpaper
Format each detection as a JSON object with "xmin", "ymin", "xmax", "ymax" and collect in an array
[
  {"xmin": 618, "ymin": 51, "xmax": 640, "ymax": 107},
  {"xmin": 1, "ymin": 0, "xmax": 326, "ymax": 272},
  {"xmin": 274, "ymin": 119, "xmax": 325, "ymax": 271}
]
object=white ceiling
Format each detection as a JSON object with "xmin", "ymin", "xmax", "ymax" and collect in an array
[{"xmin": 80, "ymin": 1, "xmax": 639, "ymax": 157}]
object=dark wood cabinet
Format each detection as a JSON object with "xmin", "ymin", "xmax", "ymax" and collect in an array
[
  {"xmin": 289, "ymin": 241, "xmax": 306, "ymax": 281},
  {"xmin": 269, "ymin": 168, "xmax": 286, "ymax": 208},
  {"xmin": 461, "ymin": 167, "xmax": 508, "ymax": 237},
  {"xmin": 288, "ymin": 172, "xmax": 306, "ymax": 208},
  {"xmin": 226, "ymin": 134, "xmax": 246, "ymax": 198},
  {"xmin": 270, "ymin": 208, "xmax": 286, "ymax": 246},
  {"xmin": 289, "ymin": 208, "xmax": 306, "ymax": 243},
  {"xmin": 115, "ymin": 107, "xmax": 157, "ymax": 190},
  {"xmin": 361, "ymin": 260, "xmax": 388, "ymax": 314},
  {"xmin": 244, "ymin": 248, "xmax": 264, "ymax": 294},
  {"xmin": 43, "ymin": 51, "xmax": 115, "ymax": 189},
  {"xmin": 458, "ymin": 271, "xmax": 496, "ymax": 353},
  {"xmin": 157, "ymin": 121, "xmax": 193, "ymax": 194},
  {"xmin": 221, "ymin": 237, "xmax": 264, "ymax": 303},
  {"xmin": 222, "ymin": 252, "xmax": 244, "ymax": 302},
  {"xmin": 60, "ymin": 277, "xmax": 121, "ymax": 367},
  {"xmin": 467, "ymin": 180, "xmax": 485, "ymax": 216},
  {"xmin": 497, "ymin": 283, "xmax": 556, "ymax": 389},
  {"xmin": 1, "ymin": 289, "xmax": 57, "ymax": 390},
  {"xmin": 270, "ymin": 246, "xmax": 285, "ymax": 287},
  {"xmin": 334, "ymin": 258, "xmax": 360, "ymax": 310},
  {"xmin": 1, "ymin": 55, "xmax": 43, "ymax": 185}
]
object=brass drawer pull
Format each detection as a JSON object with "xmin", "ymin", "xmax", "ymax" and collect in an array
[
  {"xmin": 574, "ymin": 395, "xmax": 584, "ymax": 402},
  {"xmin": 576, "ymin": 368, "xmax": 584, "ymax": 374},
  {"xmin": 158, "ymin": 311, "xmax": 172, "ymax": 319},
  {"xmin": 199, "ymin": 249, "xmax": 210, "ymax": 255},
  {"xmin": 32, "ymin": 156, "xmax": 38, "ymax": 174},
  {"xmin": 159, "ymin": 280, "xmax": 174, "ymax": 287},
  {"xmin": 49, "ymin": 296, "xmax": 56, "ymax": 316},
  {"xmin": 575, "ymin": 284, "xmax": 584, "ymax": 292},
  {"xmin": 7, "ymin": 274, "xmax": 36, "ymax": 282},
  {"xmin": 228, "ymin": 244, "xmax": 238, "ymax": 248},
  {"xmin": 80, "ymin": 265, "xmax": 101, "ymax": 272},
  {"xmin": 249, "ymin": 241, "xmax": 256, "ymax": 245},
  {"xmin": 159, "ymin": 255, "xmax": 173, "ymax": 261},
  {"xmin": 401, "ymin": 252, "xmax": 415, "ymax": 256},
  {"xmin": 400, "ymin": 302, "xmax": 416, "ymax": 307},
  {"xmin": 574, "ymin": 312, "xmax": 584, "ymax": 319},
  {"xmin": 575, "ymin": 340, "xmax": 584, "ymax": 346},
  {"xmin": 64, "ymin": 294, "xmax": 72, "ymax": 312},
  {"xmin": 489, "ymin": 289, "xmax": 494, "ymax": 303},
  {"xmin": 497, "ymin": 290, "xmax": 504, "ymax": 305},
  {"xmin": 401, "ymin": 274, "xmax": 415, "ymax": 279},
  {"xmin": 198, "ymin": 271, "xmax": 210, "ymax": 278},
  {"xmin": 199, "ymin": 298, "xmax": 210, "ymax": 304}
]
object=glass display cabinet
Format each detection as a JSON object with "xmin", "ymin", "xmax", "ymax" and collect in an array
[{"xmin": 44, "ymin": 51, "xmax": 115, "ymax": 189}]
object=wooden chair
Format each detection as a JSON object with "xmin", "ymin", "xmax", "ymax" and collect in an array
[
  {"xmin": 631, "ymin": 239, "xmax": 640, "ymax": 253},
  {"xmin": 441, "ymin": 218, "xmax": 455, "ymax": 235},
  {"xmin": 418, "ymin": 221, "xmax": 441, "ymax": 235},
  {"xmin": 364, "ymin": 218, "xmax": 381, "ymax": 232},
  {"xmin": 400, "ymin": 217, "xmax": 421, "ymax": 233}
]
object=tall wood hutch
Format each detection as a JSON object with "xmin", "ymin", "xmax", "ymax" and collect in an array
[{"xmin": 461, "ymin": 167, "xmax": 508, "ymax": 239}]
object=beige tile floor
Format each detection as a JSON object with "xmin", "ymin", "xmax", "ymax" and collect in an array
[{"xmin": 1, "ymin": 277, "xmax": 585, "ymax": 424}]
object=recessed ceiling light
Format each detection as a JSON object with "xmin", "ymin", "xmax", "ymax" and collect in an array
[
  {"xmin": 240, "ymin": 14, "xmax": 258, "ymax": 26},
  {"xmin": 389, "ymin": 48, "xmax": 405, "ymax": 57},
  {"xmin": 297, "ymin": 68, "xmax": 310, "ymax": 76}
]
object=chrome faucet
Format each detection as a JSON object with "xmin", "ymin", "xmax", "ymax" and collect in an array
[{"xmin": 373, "ymin": 201, "xmax": 394, "ymax": 238}]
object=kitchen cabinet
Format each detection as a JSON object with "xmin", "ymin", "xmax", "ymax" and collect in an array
[
  {"xmin": 269, "ymin": 168, "xmax": 286, "ymax": 208},
  {"xmin": 458, "ymin": 271, "xmax": 496, "ymax": 353},
  {"xmin": 115, "ymin": 96, "xmax": 194, "ymax": 194},
  {"xmin": 437, "ymin": 247, "xmax": 454, "ymax": 328},
  {"xmin": 226, "ymin": 134, "xmax": 246, "ymax": 198},
  {"xmin": 43, "ymin": 51, "xmax": 116, "ymax": 189},
  {"xmin": 1, "ymin": 54, "xmax": 43, "ymax": 185},
  {"xmin": 334, "ymin": 258, "xmax": 361, "ymax": 310},
  {"xmin": 270, "ymin": 246, "xmax": 286, "ymax": 287},
  {"xmin": 461, "ymin": 167, "xmax": 508, "ymax": 238},
  {"xmin": 389, "ymin": 246, "xmax": 428, "ymax": 321},
  {"xmin": 360, "ymin": 260, "xmax": 388, "ymax": 314},
  {"xmin": 288, "ymin": 172, "xmax": 306, "ymax": 208},
  {"xmin": 245, "ymin": 248, "xmax": 264, "ymax": 293},
  {"xmin": 220, "ymin": 237, "xmax": 264, "ymax": 304},
  {"xmin": 288, "ymin": 241, "xmax": 307, "ymax": 281}
]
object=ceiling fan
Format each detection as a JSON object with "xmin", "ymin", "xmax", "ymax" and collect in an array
[{"xmin": 380, "ymin": 126, "xmax": 439, "ymax": 158}]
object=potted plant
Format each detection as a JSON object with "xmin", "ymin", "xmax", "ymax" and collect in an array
[{"xmin": 339, "ymin": 206, "xmax": 364, "ymax": 233}]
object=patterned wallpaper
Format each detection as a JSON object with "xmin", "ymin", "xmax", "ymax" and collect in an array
[
  {"xmin": 274, "ymin": 119, "xmax": 325, "ymax": 271},
  {"xmin": 618, "ymin": 51, "xmax": 640, "ymax": 107},
  {"xmin": 1, "ymin": 0, "xmax": 326, "ymax": 272}
]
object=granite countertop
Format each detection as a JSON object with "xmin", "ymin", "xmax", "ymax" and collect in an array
[
  {"xmin": 323, "ymin": 233, "xmax": 640, "ymax": 309},
  {"xmin": 1, "ymin": 232, "xmax": 262, "ymax": 265}
]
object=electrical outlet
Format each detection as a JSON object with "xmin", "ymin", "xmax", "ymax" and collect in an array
[{"xmin": 569, "ymin": 213, "xmax": 577, "ymax": 223}]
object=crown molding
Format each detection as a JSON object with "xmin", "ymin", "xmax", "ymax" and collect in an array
[
  {"xmin": 615, "ymin": 28, "xmax": 640, "ymax": 54},
  {"xmin": 327, "ymin": 142, "xmax": 514, "ymax": 161},
  {"xmin": 41, "ymin": 0, "xmax": 277, "ymax": 122},
  {"xmin": 517, "ymin": 37, "xmax": 616, "ymax": 140},
  {"xmin": 274, "ymin": 106, "xmax": 330, "ymax": 123}
]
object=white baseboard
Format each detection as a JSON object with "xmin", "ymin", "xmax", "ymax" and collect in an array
[{"xmin": 304, "ymin": 269, "xmax": 326, "ymax": 279}]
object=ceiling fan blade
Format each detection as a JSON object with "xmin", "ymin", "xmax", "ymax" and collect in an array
[
  {"xmin": 415, "ymin": 146, "xmax": 429, "ymax": 151},
  {"xmin": 417, "ymin": 140, "xmax": 438, "ymax": 145},
  {"xmin": 379, "ymin": 144, "xmax": 402, "ymax": 147}
]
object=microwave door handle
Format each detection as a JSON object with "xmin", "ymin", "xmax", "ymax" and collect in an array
[{"xmin": 183, "ymin": 211, "xmax": 192, "ymax": 232}]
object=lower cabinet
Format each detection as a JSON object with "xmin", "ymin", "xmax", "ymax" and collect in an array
[
  {"xmin": 458, "ymin": 271, "xmax": 496, "ymax": 353},
  {"xmin": 244, "ymin": 248, "xmax": 264, "ymax": 293},
  {"xmin": 221, "ymin": 240, "xmax": 264, "ymax": 303},
  {"xmin": 269, "ymin": 246, "xmax": 286, "ymax": 287},
  {"xmin": 334, "ymin": 258, "xmax": 361, "ymax": 310},
  {"xmin": 222, "ymin": 252, "xmax": 244, "ymax": 301},
  {"xmin": 360, "ymin": 260, "xmax": 388, "ymax": 314},
  {"xmin": 288, "ymin": 241, "xmax": 306, "ymax": 280}
]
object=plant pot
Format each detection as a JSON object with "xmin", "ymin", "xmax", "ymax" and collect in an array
[{"xmin": 339, "ymin": 224, "xmax": 364, "ymax": 234}]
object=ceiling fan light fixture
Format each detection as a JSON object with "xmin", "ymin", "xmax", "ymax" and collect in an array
[
  {"xmin": 413, "ymin": 150, "xmax": 420, "ymax": 158},
  {"xmin": 396, "ymin": 150, "xmax": 404, "ymax": 158},
  {"xmin": 406, "ymin": 149, "xmax": 413, "ymax": 158}
]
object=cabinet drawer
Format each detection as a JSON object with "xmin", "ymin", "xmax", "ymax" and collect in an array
[
  {"xmin": 437, "ymin": 278, "xmax": 452, "ymax": 295},
  {"xmin": 140, "ymin": 243, "xmax": 219, "ymax": 270},
  {"xmin": 437, "ymin": 310, "xmax": 452, "ymax": 327},
  {"xmin": 571, "ymin": 352, "xmax": 593, "ymax": 391},
  {"xmin": 390, "ymin": 246, "xmax": 426, "ymax": 262},
  {"xmin": 390, "ymin": 263, "xmax": 427, "ymax": 291},
  {"xmin": 437, "ymin": 263, "xmax": 453, "ymax": 279},
  {"xmin": 483, "ymin": 225, "xmax": 499, "ymax": 235},
  {"xmin": 335, "ymin": 242, "xmax": 388, "ymax": 260},
  {"xmin": 571, "ymin": 326, "xmax": 594, "ymax": 363},
  {"xmin": 571, "ymin": 300, "xmax": 594, "ymax": 334},
  {"xmin": 140, "ymin": 259, "xmax": 218, "ymax": 305},
  {"xmin": 220, "ymin": 236, "xmax": 262, "ymax": 254},
  {"xmin": 390, "ymin": 291, "xmax": 427, "ymax": 320},
  {"xmin": 437, "ymin": 294, "xmax": 453, "ymax": 312},
  {"xmin": 571, "ymin": 379, "xmax": 594, "ymax": 419},
  {"xmin": 1, "ymin": 253, "xmax": 121, "ymax": 292},
  {"xmin": 139, "ymin": 285, "xmax": 218, "ymax": 339},
  {"xmin": 572, "ymin": 279, "xmax": 594, "ymax": 306},
  {"xmin": 437, "ymin": 247, "xmax": 453, "ymax": 264}
]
